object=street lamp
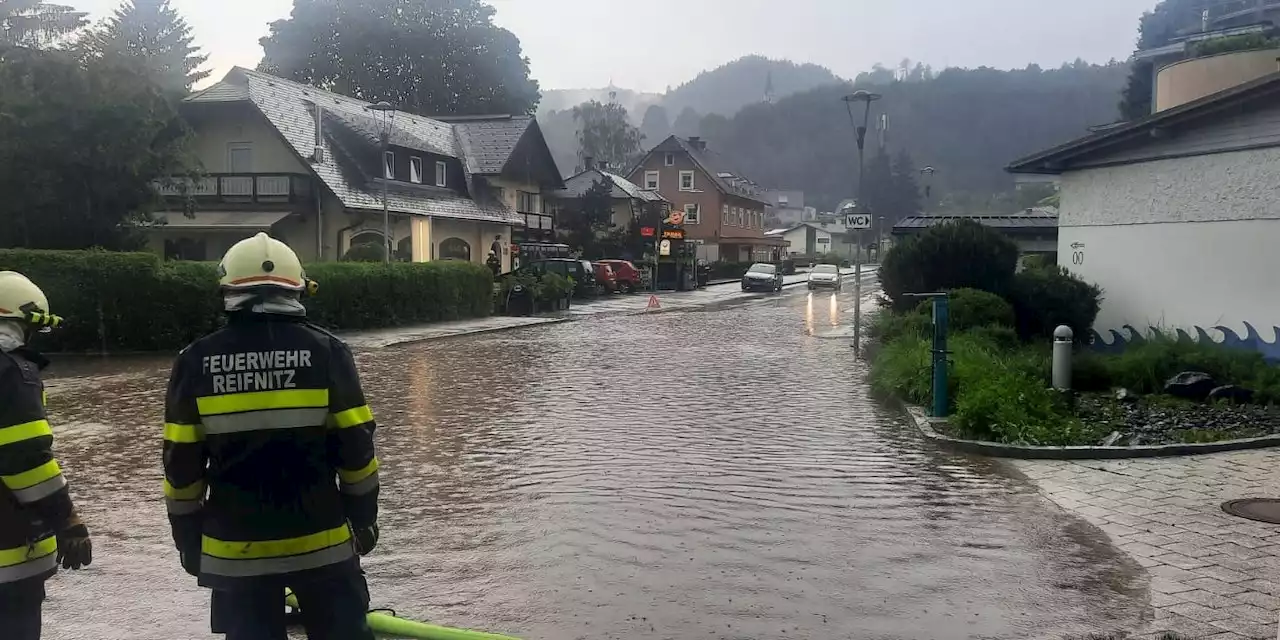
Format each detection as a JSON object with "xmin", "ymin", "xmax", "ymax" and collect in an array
[
  {"xmin": 841, "ymin": 90, "xmax": 881, "ymax": 356},
  {"xmin": 920, "ymin": 166, "xmax": 937, "ymax": 211},
  {"xmin": 369, "ymin": 101, "xmax": 397, "ymax": 263}
]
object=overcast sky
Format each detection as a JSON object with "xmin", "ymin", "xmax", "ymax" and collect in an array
[{"xmin": 67, "ymin": 0, "xmax": 1158, "ymax": 92}]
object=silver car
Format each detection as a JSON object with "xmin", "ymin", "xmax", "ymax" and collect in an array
[{"xmin": 807, "ymin": 263, "xmax": 843, "ymax": 290}]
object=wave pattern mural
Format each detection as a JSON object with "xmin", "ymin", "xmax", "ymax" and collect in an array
[{"xmin": 1090, "ymin": 323, "xmax": 1280, "ymax": 363}]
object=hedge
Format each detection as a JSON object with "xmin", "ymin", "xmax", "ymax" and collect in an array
[{"xmin": 0, "ymin": 250, "xmax": 494, "ymax": 353}]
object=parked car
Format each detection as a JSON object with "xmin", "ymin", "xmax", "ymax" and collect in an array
[
  {"xmin": 807, "ymin": 263, "xmax": 842, "ymax": 291},
  {"xmin": 512, "ymin": 258, "xmax": 597, "ymax": 297},
  {"xmin": 597, "ymin": 259, "xmax": 643, "ymax": 293},
  {"xmin": 741, "ymin": 262, "xmax": 783, "ymax": 292},
  {"xmin": 593, "ymin": 262, "xmax": 619, "ymax": 294}
]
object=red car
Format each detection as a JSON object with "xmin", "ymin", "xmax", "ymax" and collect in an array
[
  {"xmin": 593, "ymin": 262, "xmax": 619, "ymax": 294},
  {"xmin": 597, "ymin": 260, "xmax": 641, "ymax": 293}
]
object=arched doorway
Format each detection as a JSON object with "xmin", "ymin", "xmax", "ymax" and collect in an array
[
  {"xmin": 396, "ymin": 236, "xmax": 412, "ymax": 261},
  {"xmin": 439, "ymin": 237, "xmax": 471, "ymax": 261}
]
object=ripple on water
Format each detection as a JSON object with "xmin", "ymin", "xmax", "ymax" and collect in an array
[{"xmin": 38, "ymin": 292, "xmax": 1145, "ymax": 640}]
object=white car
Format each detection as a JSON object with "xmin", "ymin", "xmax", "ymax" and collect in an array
[{"xmin": 807, "ymin": 264, "xmax": 842, "ymax": 290}]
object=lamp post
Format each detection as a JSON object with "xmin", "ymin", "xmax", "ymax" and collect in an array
[
  {"xmin": 841, "ymin": 90, "xmax": 881, "ymax": 356},
  {"xmin": 370, "ymin": 101, "xmax": 397, "ymax": 263},
  {"xmin": 920, "ymin": 166, "xmax": 936, "ymax": 212}
]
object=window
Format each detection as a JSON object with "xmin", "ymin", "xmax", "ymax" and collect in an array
[
  {"xmin": 410, "ymin": 156, "xmax": 423, "ymax": 184},
  {"xmin": 721, "ymin": 203, "xmax": 728, "ymax": 222},
  {"xmin": 383, "ymin": 151, "xmax": 395, "ymax": 180},
  {"xmin": 664, "ymin": 152, "xmax": 675, "ymax": 166},
  {"xmin": 227, "ymin": 143, "xmax": 253, "ymax": 173},
  {"xmin": 439, "ymin": 237, "xmax": 471, "ymax": 261},
  {"xmin": 679, "ymin": 170, "xmax": 695, "ymax": 191},
  {"xmin": 778, "ymin": 194, "xmax": 789, "ymax": 206},
  {"xmin": 644, "ymin": 171, "xmax": 659, "ymax": 190},
  {"xmin": 517, "ymin": 191, "xmax": 540, "ymax": 213},
  {"xmin": 684, "ymin": 204, "xmax": 700, "ymax": 224},
  {"xmin": 435, "ymin": 161, "xmax": 447, "ymax": 187}
]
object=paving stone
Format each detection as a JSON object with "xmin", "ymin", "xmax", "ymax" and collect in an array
[
  {"xmin": 1150, "ymin": 578, "xmax": 1198, "ymax": 595},
  {"xmin": 1223, "ymin": 602, "xmax": 1275, "ymax": 623},
  {"xmin": 1229, "ymin": 590, "xmax": 1279, "ymax": 611},
  {"xmin": 1152, "ymin": 552, "xmax": 1213, "ymax": 570},
  {"xmin": 1178, "ymin": 588, "xmax": 1238, "ymax": 608},
  {"xmin": 1167, "ymin": 601, "xmax": 1235, "ymax": 621},
  {"xmin": 1184, "ymin": 576, "xmax": 1251, "ymax": 596},
  {"xmin": 1238, "ymin": 579, "xmax": 1280, "ymax": 596},
  {"xmin": 1210, "ymin": 543, "xmax": 1271, "ymax": 560},
  {"xmin": 1207, "ymin": 617, "xmax": 1275, "ymax": 639},
  {"xmin": 1195, "ymin": 565, "xmax": 1256, "ymax": 584},
  {"xmin": 1130, "ymin": 532, "xmax": 1179, "ymax": 547},
  {"xmin": 1124, "ymin": 541, "xmax": 1176, "ymax": 559}
]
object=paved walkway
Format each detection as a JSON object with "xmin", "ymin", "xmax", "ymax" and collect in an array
[{"xmin": 1014, "ymin": 452, "xmax": 1280, "ymax": 639}]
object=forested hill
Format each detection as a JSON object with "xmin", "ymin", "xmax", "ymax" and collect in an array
[
  {"xmin": 661, "ymin": 55, "xmax": 844, "ymax": 116},
  {"xmin": 703, "ymin": 61, "xmax": 1129, "ymax": 211}
]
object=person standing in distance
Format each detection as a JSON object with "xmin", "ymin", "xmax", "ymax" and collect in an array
[
  {"xmin": 0, "ymin": 271, "xmax": 92, "ymax": 640},
  {"xmin": 163, "ymin": 233, "xmax": 380, "ymax": 640}
]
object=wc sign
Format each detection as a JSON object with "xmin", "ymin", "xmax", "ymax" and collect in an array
[{"xmin": 844, "ymin": 213, "xmax": 873, "ymax": 229}]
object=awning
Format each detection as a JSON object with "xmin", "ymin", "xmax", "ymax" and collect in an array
[{"xmin": 154, "ymin": 211, "xmax": 292, "ymax": 230}]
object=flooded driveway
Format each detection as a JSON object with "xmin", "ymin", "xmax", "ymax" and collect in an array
[{"xmin": 39, "ymin": 287, "xmax": 1147, "ymax": 639}]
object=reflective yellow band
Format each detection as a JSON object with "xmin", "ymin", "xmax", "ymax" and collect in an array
[
  {"xmin": 2, "ymin": 459, "xmax": 61, "ymax": 490},
  {"xmin": 164, "ymin": 422, "xmax": 204, "ymax": 444},
  {"xmin": 330, "ymin": 405, "xmax": 374, "ymax": 429},
  {"xmin": 202, "ymin": 524, "xmax": 351, "ymax": 560},
  {"xmin": 0, "ymin": 420, "xmax": 52, "ymax": 447},
  {"xmin": 0, "ymin": 536, "xmax": 55, "ymax": 568},
  {"xmin": 196, "ymin": 389, "xmax": 329, "ymax": 417},
  {"xmin": 338, "ymin": 457, "xmax": 379, "ymax": 484},
  {"xmin": 163, "ymin": 478, "xmax": 205, "ymax": 501}
]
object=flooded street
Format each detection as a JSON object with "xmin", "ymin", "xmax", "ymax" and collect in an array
[{"xmin": 38, "ymin": 286, "xmax": 1147, "ymax": 640}]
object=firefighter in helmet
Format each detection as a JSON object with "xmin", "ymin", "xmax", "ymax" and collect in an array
[
  {"xmin": 0, "ymin": 271, "xmax": 92, "ymax": 639},
  {"xmin": 163, "ymin": 233, "xmax": 380, "ymax": 639}
]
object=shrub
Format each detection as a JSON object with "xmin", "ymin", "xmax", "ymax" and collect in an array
[
  {"xmin": 965, "ymin": 324, "xmax": 1019, "ymax": 350},
  {"xmin": 709, "ymin": 261, "xmax": 752, "ymax": 280},
  {"xmin": 916, "ymin": 288, "xmax": 1014, "ymax": 332},
  {"xmin": 952, "ymin": 370, "xmax": 1094, "ymax": 445},
  {"xmin": 867, "ymin": 310, "xmax": 931, "ymax": 343},
  {"xmin": 1101, "ymin": 336, "xmax": 1272, "ymax": 396},
  {"xmin": 342, "ymin": 242, "xmax": 385, "ymax": 262},
  {"xmin": 879, "ymin": 219, "xmax": 1019, "ymax": 311},
  {"xmin": 1007, "ymin": 265, "xmax": 1102, "ymax": 342},
  {"xmin": 0, "ymin": 250, "xmax": 495, "ymax": 352},
  {"xmin": 869, "ymin": 333, "xmax": 931, "ymax": 404}
]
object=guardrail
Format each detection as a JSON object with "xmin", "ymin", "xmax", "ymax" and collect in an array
[{"xmin": 154, "ymin": 174, "xmax": 312, "ymax": 203}]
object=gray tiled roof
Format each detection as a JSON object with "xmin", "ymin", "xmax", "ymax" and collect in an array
[
  {"xmin": 555, "ymin": 169, "xmax": 668, "ymax": 203},
  {"xmin": 186, "ymin": 80, "xmax": 250, "ymax": 103},
  {"xmin": 185, "ymin": 68, "xmax": 519, "ymax": 225},
  {"xmin": 893, "ymin": 213, "xmax": 1059, "ymax": 231},
  {"xmin": 328, "ymin": 109, "xmax": 452, "ymax": 158},
  {"xmin": 646, "ymin": 136, "xmax": 769, "ymax": 205},
  {"xmin": 447, "ymin": 116, "xmax": 535, "ymax": 175}
]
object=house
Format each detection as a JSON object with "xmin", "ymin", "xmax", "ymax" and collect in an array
[
  {"xmin": 628, "ymin": 136, "xmax": 785, "ymax": 263},
  {"xmin": 551, "ymin": 158, "xmax": 669, "ymax": 234},
  {"xmin": 1007, "ymin": 66, "xmax": 1280, "ymax": 350},
  {"xmin": 891, "ymin": 213, "xmax": 1058, "ymax": 263},
  {"xmin": 768, "ymin": 221, "xmax": 864, "ymax": 258},
  {"xmin": 763, "ymin": 190, "xmax": 814, "ymax": 227},
  {"xmin": 150, "ymin": 67, "xmax": 563, "ymax": 271}
]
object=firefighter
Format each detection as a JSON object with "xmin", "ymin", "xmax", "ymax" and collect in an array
[
  {"xmin": 0, "ymin": 271, "xmax": 93, "ymax": 640},
  {"xmin": 163, "ymin": 233, "xmax": 380, "ymax": 640}
]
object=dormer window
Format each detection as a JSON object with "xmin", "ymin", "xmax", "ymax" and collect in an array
[
  {"xmin": 383, "ymin": 151, "xmax": 394, "ymax": 180},
  {"xmin": 435, "ymin": 161, "xmax": 447, "ymax": 187},
  {"xmin": 410, "ymin": 156, "xmax": 423, "ymax": 184}
]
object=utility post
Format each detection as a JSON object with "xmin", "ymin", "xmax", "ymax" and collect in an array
[
  {"xmin": 842, "ymin": 90, "xmax": 882, "ymax": 356},
  {"xmin": 370, "ymin": 101, "xmax": 397, "ymax": 263}
]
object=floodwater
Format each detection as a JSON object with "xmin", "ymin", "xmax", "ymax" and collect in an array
[{"xmin": 37, "ymin": 286, "xmax": 1147, "ymax": 639}]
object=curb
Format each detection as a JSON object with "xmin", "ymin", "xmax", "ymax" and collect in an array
[
  {"xmin": 343, "ymin": 316, "xmax": 573, "ymax": 350},
  {"xmin": 901, "ymin": 401, "xmax": 1280, "ymax": 459}
]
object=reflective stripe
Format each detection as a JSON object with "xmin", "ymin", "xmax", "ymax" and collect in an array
[
  {"xmin": 3, "ymin": 459, "xmax": 61, "ymax": 490},
  {"xmin": 164, "ymin": 478, "xmax": 205, "ymax": 501},
  {"xmin": 202, "ymin": 408, "xmax": 328, "ymax": 435},
  {"xmin": 166, "ymin": 497, "xmax": 203, "ymax": 515},
  {"xmin": 200, "ymin": 539, "xmax": 354, "ymax": 578},
  {"xmin": 163, "ymin": 422, "xmax": 204, "ymax": 443},
  {"xmin": 10, "ymin": 474, "xmax": 66, "ymax": 503},
  {"xmin": 0, "ymin": 538, "xmax": 57, "ymax": 584},
  {"xmin": 330, "ymin": 405, "xmax": 374, "ymax": 429},
  {"xmin": 202, "ymin": 524, "xmax": 352, "ymax": 560},
  {"xmin": 0, "ymin": 535, "xmax": 55, "ymax": 568},
  {"xmin": 0, "ymin": 420, "xmax": 52, "ymax": 447},
  {"xmin": 340, "ymin": 470, "xmax": 379, "ymax": 496},
  {"xmin": 337, "ymin": 457, "xmax": 379, "ymax": 484},
  {"xmin": 196, "ymin": 389, "xmax": 329, "ymax": 416}
]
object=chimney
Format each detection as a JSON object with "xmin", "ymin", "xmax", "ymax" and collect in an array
[
  {"xmin": 583, "ymin": 156, "xmax": 595, "ymax": 171},
  {"xmin": 687, "ymin": 136, "xmax": 706, "ymax": 151}
]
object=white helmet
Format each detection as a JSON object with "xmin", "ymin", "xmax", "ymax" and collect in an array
[
  {"xmin": 217, "ymin": 233, "xmax": 314, "ymax": 294},
  {"xmin": 0, "ymin": 271, "xmax": 61, "ymax": 329}
]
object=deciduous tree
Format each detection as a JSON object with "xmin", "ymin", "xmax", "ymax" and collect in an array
[
  {"xmin": 259, "ymin": 0, "xmax": 540, "ymax": 116},
  {"xmin": 572, "ymin": 100, "xmax": 643, "ymax": 172}
]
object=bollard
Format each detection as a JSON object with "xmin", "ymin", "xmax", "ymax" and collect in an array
[
  {"xmin": 1052, "ymin": 325, "xmax": 1073, "ymax": 391},
  {"xmin": 931, "ymin": 295, "xmax": 950, "ymax": 418}
]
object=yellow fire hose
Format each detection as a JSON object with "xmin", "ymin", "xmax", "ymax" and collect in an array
[{"xmin": 284, "ymin": 591, "xmax": 521, "ymax": 640}]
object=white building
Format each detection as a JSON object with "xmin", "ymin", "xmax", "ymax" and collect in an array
[{"xmin": 1008, "ymin": 68, "xmax": 1280, "ymax": 356}]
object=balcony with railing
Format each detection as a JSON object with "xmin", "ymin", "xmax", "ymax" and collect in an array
[{"xmin": 154, "ymin": 173, "xmax": 314, "ymax": 205}]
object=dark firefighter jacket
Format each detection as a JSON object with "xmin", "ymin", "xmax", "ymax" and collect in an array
[
  {"xmin": 0, "ymin": 347, "xmax": 76, "ymax": 586},
  {"xmin": 163, "ymin": 314, "xmax": 380, "ymax": 590}
]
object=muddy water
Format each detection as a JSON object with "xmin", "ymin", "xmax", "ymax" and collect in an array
[{"xmin": 38, "ymin": 290, "xmax": 1146, "ymax": 639}]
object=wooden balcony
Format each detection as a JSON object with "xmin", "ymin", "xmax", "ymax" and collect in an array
[{"xmin": 155, "ymin": 173, "xmax": 313, "ymax": 205}]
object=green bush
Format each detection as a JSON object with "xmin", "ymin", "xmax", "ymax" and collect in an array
[
  {"xmin": 0, "ymin": 250, "xmax": 494, "ymax": 352},
  {"xmin": 869, "ymin": 333, "xmax": 931, "ymax": 404},
  {"xmin": 953, "ymin": 370, "xmax": 1094, "ymax": 445},
  {"xmin": 342, "ymin": 242, "xmax": 385, "ymax": 262},
  {"xmin": 879, "ymin": 219, "xmax": 1019, "ymax": 311},
  {"xmin": 965, "ymin": 324, "xmax": 1019, "ymax": 350},
  {"xmin": 1008, "ymin": 265, "xmax": 1102, "ymax": 342},
  {"xmin": 916, "ymin": 288, "xmax": 1014, "ymax": 332},
  {"xmin": 867, "ymin": 309, "xmax": 931, "ymax": 343}
]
